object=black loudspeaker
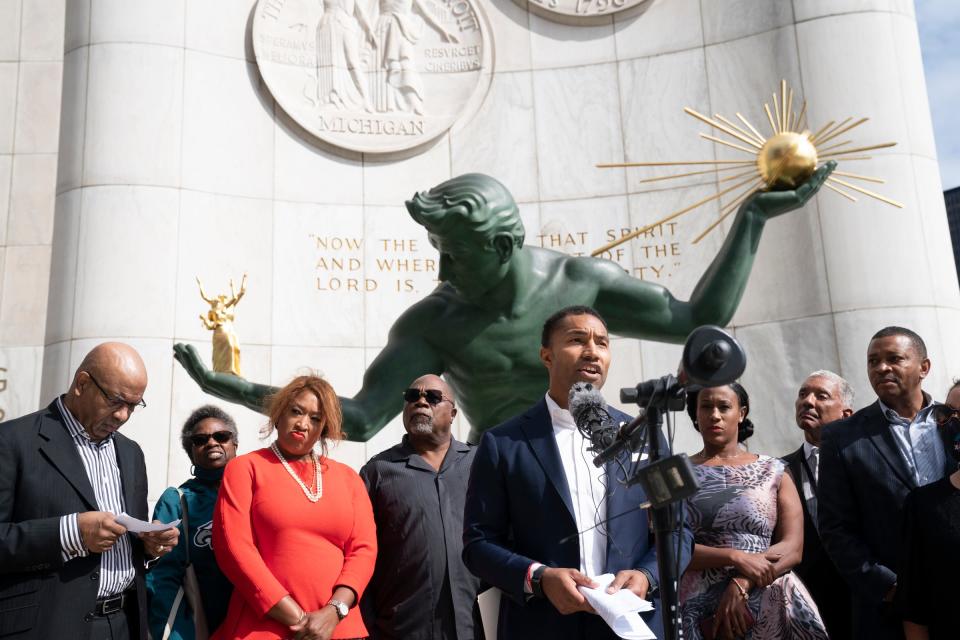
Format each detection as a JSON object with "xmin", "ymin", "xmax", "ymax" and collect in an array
[{"xmin": 681, "ymin": 325, "xmax": 746, "ymax": 387}]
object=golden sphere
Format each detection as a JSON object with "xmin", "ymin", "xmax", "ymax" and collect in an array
[{"xmin": 757, "ymin": 132, "xmax": 818, "ymax": 190}]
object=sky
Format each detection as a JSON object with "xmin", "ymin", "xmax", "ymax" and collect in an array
[{"xmin": 916, "ymin": 0, "xmax": 960, "ymax": 191}]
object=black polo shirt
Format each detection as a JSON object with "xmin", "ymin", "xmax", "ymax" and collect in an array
[{"xmin": 359, "ymin": 435, "xmax": 483, "ymax": 640}]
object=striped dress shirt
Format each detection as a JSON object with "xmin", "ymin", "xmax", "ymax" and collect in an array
[{"xmin": 56, "ymin": 396, "xmax": 136, "ymax": 597}]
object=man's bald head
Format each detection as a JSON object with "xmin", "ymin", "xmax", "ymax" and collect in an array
[{"xmin": 66, "ymin": 342, "xmax": 148, "ymax": 442}]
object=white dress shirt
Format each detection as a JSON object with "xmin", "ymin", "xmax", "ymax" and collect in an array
[{"xmin": 545, "ymin": 393, "xmax": 608, "ymax": 578}]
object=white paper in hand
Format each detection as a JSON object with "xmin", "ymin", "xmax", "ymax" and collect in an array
[
  {"xmin": 116, "ymin": 513, "xmax": 180, "ymax": 533},
  {"xmin": 578, "ymin": 573, "xmax": 656, "ymax": 640}
]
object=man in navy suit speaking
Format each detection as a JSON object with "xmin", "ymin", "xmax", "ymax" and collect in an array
[{"xmin": 462, "ymin": 305, "xmax": 692, "ymax": 639}]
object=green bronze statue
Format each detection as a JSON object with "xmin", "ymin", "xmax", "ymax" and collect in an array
[{"xmin": 174, "ymin": 163, "xmax": 835, "ymax": 443}]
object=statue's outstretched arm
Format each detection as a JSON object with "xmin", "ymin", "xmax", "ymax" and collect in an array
[
  {"xmin": 595, "ymin": 162, "xmax": 834, "ymax": 341},
  {"xmin": 340, "ymin": 328, "xmax": 445, "ymax": 442},
  {"xmin": 196, "ymin": 277, "xmax": 214, "ymax": 304},
  {"xmin": 684, "ymin": 161, "xmax": 834, "ymax": 325},
  {"xmin": 173, "ymin": 301, "xmax": 445, "ymax": 442},
  {"xmin": 174, "ymin": 343, "xmax": 276, "ymax": 414}
]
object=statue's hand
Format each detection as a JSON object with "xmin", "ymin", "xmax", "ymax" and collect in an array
[
  {"xmin": 747, "ymin": 160, "xmax": 836, "ymax": 221},
  {"xmin": 173, "ymin": 343, "xmax": 212, "ymax": 387}
]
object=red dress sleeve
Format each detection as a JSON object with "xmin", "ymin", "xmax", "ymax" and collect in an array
[
  {"xmin": 212, "ymin": 455, "xmax": 290, "ymax": 617},
  {"xmin": 334, "ymin": 466, "xmax": 377, "ymax": 601}
]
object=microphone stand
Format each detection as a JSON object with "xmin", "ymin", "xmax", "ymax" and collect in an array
[{"xmin": 626, "ymin": 374, "xmax": 685, "ymax": 640}]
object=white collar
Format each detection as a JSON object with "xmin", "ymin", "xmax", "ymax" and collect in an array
[
  {"xmin": 545, "ymin": 392, "xmax": 576, "ymax": 430},
  {"xmin": 802, "ymin": 440, "xmax": 818, "ymax": 459}
]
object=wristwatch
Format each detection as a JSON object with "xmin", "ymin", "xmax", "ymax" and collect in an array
[
  {"xmin": 530, "ymin": 565, "xmax": 548, "ymax": 599},
  {"xmin": 637, "ymin": 568, "xmax": 658, "ymax": 597},
  {"xmin": 327, "ymin": 599, "xmax": 349, "ymax": 621}
]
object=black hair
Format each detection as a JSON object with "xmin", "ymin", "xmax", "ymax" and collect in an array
[
  {"xmin": 540, "ymin": 305, "xmax": 608, "ymax": 348},
  {"xmin": 180, "ymin": 404, "xmax": 238, "ymax": 458},
  {"xmin": 871, "ymin": 326, "xmax": 927, "ymax": 359},
  {"xmin": 685, "ymin": 382, "xmax": 754, "ymax": 443}
]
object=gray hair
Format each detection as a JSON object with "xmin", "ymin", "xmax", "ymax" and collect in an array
[
  {"xmin": 180, "ymin": 404, "xmax": 238, "ymax": 458},
  {"xmin": 806, "ymin": 370, "xmax": 855, "ymax": 408}
]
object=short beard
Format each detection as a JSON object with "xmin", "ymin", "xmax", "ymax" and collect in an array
[{"xmin": 408, "ymin": 415, "xmax": 435, "ymax": 436}]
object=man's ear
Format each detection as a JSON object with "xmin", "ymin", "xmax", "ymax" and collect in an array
[
  {"xmin": 842, "ymin": 407, "xmax": 854, "ymax": 418},
  {"xmin": 920, "ymin": 357, "xmax": 931, "ymax": 379},
  {"xmin": 450, "ymin": 406, "xmax": 458, "ymax": 420},
  {"xmin": 539, "ymin": 345, "xmax": 552, "ymax": 371},
  {"xmin": 492, "ymin": 234, "xmax": 515, "ymax": 264}
]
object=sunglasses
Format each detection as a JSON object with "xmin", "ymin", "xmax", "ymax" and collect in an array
[
  {"xmin": 402, "ymin": 388, "xmax": 451, "ymax": 406},
  {"xmin": 190, "ymin": 431, "xmax": 234, "ymax": 447},
  {"xmin": 933, "ymin": 404, "xmax": 960, "ymax": 426}
]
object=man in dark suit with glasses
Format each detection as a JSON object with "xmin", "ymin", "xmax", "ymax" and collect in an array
[{"xmin": 0, "ymin": 342, "xmax": 179, "ymax": 640}]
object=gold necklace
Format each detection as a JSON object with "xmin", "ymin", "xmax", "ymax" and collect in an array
[{"xmin": 270, "ymin": 442, "xmax": 322, "ymax": 502}]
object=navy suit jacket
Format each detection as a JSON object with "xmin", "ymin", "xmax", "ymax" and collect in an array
[
  {"xmin": 818, "ymin": 401, "xmax": 951, "ymax": 640},
  {"xmin": 781, "ymin": 446, "xmax": 850, "ymax": 639},
  {"xmin": 0, "ymin": 402, "xmax": 150, "ymax": 640},
  {"xmin": 462, "ymin": 398, "xmax": 693, "ymax": 640}
]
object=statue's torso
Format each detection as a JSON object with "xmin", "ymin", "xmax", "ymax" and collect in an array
[{"xmin": 422, "ymin": 250, "xmax": 607, "ymax": 438}]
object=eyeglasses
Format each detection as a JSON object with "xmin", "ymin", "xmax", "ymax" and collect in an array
[
  {"xmin": 402, "ymin": 388, "xmax": 452, "ymax": 406},
  {"xmin": 933, "ymin": 404, "xmax": 960, "ymax": 426},
  {"xmin": 190, "ymin": 430, "xmax": 235, "ymax": 447},
  {"xmin": 86, "ymin": 373, "xmax": 146, "ymax": 413}
]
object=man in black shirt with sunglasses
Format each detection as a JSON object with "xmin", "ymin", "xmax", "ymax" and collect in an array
[{"xmin": 359, "ymin": 374, "xmax": 483, "ymax": 640}]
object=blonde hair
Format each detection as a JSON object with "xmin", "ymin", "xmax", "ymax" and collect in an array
[{"xmin": 264, "ymin": 375, "xmax": 343, "ymax": 457}]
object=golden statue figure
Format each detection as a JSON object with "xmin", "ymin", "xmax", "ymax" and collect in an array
[{"xmin": 197, "ymin": 274, "xmax": 247, "ymax": 377}]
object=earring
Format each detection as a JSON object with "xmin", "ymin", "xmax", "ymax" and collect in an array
[{"xmin": 190, "ymin": 464, "xmax": 196, "ymax": 475}]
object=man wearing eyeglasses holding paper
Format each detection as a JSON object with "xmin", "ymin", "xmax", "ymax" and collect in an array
[
  {"xmin": 0, "ymin": 342, "xmax": 179, "ymax": 640},
  {"xmin": 360, "ymin": 374, "xmax": 483, "ymax": 640}
]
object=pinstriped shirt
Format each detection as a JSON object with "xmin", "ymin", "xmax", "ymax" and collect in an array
[{"xmin": 55, "ymin": 396, "xmax": 135, "ymax": 597}]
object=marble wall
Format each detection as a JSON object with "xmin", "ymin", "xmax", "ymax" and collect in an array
[
  {"xmin": 0, "ymin": 0, "xmax": 64, "ymax": 425},
  {"xmin": 22, "ymin": 0, "xmax": 960, "ymax": 501}
]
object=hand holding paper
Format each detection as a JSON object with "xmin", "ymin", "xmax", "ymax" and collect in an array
[
  {"xmin": 116, "ymin": 512, "xmax": 180, "ymax": 533},
  {"xmin": 578, "ymin": 573, "xmax": 656, "ymax": 640}
]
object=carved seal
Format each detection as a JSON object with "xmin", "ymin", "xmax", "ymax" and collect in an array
[
  {"xmin": 522, "ymin": 0, "xmax": 649, "ymax": 23},
  {"xmin": 253, "ymin": 0, "xmax": 492, "ymax": 154}
]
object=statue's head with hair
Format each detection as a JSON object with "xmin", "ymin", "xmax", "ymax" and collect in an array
[
  {"xmin": 406, "ymin": 174, "xmax": 526, "ymax": 301},
  {"xmin": 406, "ymin": 173, "xmax": 525, "ymax": 246}
]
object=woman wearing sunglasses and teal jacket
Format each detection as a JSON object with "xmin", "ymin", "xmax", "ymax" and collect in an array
[{"xmin": 147, "ymin": 405, "xmax": 239, "ymax": 640}]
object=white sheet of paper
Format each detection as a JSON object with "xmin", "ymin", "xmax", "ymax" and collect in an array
[
  {"xmin": 477, "ymin": 587, "xmax": 501, "ymax": 640},
  {"xmin": 116, "ymin": 513, "xmax": 180, "ymax": 533},
  {"xmin": 578, "ymin": 573, "xmax": 656, "ymax": 640}
]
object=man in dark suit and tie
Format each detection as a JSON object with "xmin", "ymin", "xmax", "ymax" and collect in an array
[
  {"xmin": 462, "ymin": 306, "xmax": 693, "ymax": 640},
  {"xmin": 819, "ymin": 327, "xmax": 952, "ymax": 640},
  {"xmin": 782, "ymin": 370, "xmax": 853, "ymax": 638},
  {"xmin": 0, "ymin": 342, "xmax": 179, "ymax": 640}
]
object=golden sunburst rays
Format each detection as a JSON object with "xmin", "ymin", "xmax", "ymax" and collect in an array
[{"xmin": 590, "ymin": 80, "xmax": 902, "ymax": 258}]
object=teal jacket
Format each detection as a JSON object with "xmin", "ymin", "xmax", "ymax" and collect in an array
[{"xmin": 146, "ymin": 467, "xmax": 233, "ymax": 640}]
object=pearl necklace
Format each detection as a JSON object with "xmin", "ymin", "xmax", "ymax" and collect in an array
[{"xmin": 270, "ymin": 441, "xmax": 322, "ymax": 502}]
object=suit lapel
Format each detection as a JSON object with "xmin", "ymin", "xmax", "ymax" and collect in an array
[
  {"xmin": 519, "ymin": 399, "xmax": 576, "ymax": 524},
  {"xmin": 114, "ymin": 436, "xmax": 136, "ymax": 514},
  {"xmin": 862, "ymin": 402, "xmax": 917, "ymax": 489},
  {"xmin": 784, "ymin": 448, "xmax": 813, "ymax": 520},
  {"xmin": 37, "ymin": 403, "xmax": 98, "ymax": 510}
]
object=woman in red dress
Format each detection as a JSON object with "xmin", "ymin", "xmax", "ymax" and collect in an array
[{"xmin": 212, "ymin": 375, "xmax": 377, "ymax": 640}]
